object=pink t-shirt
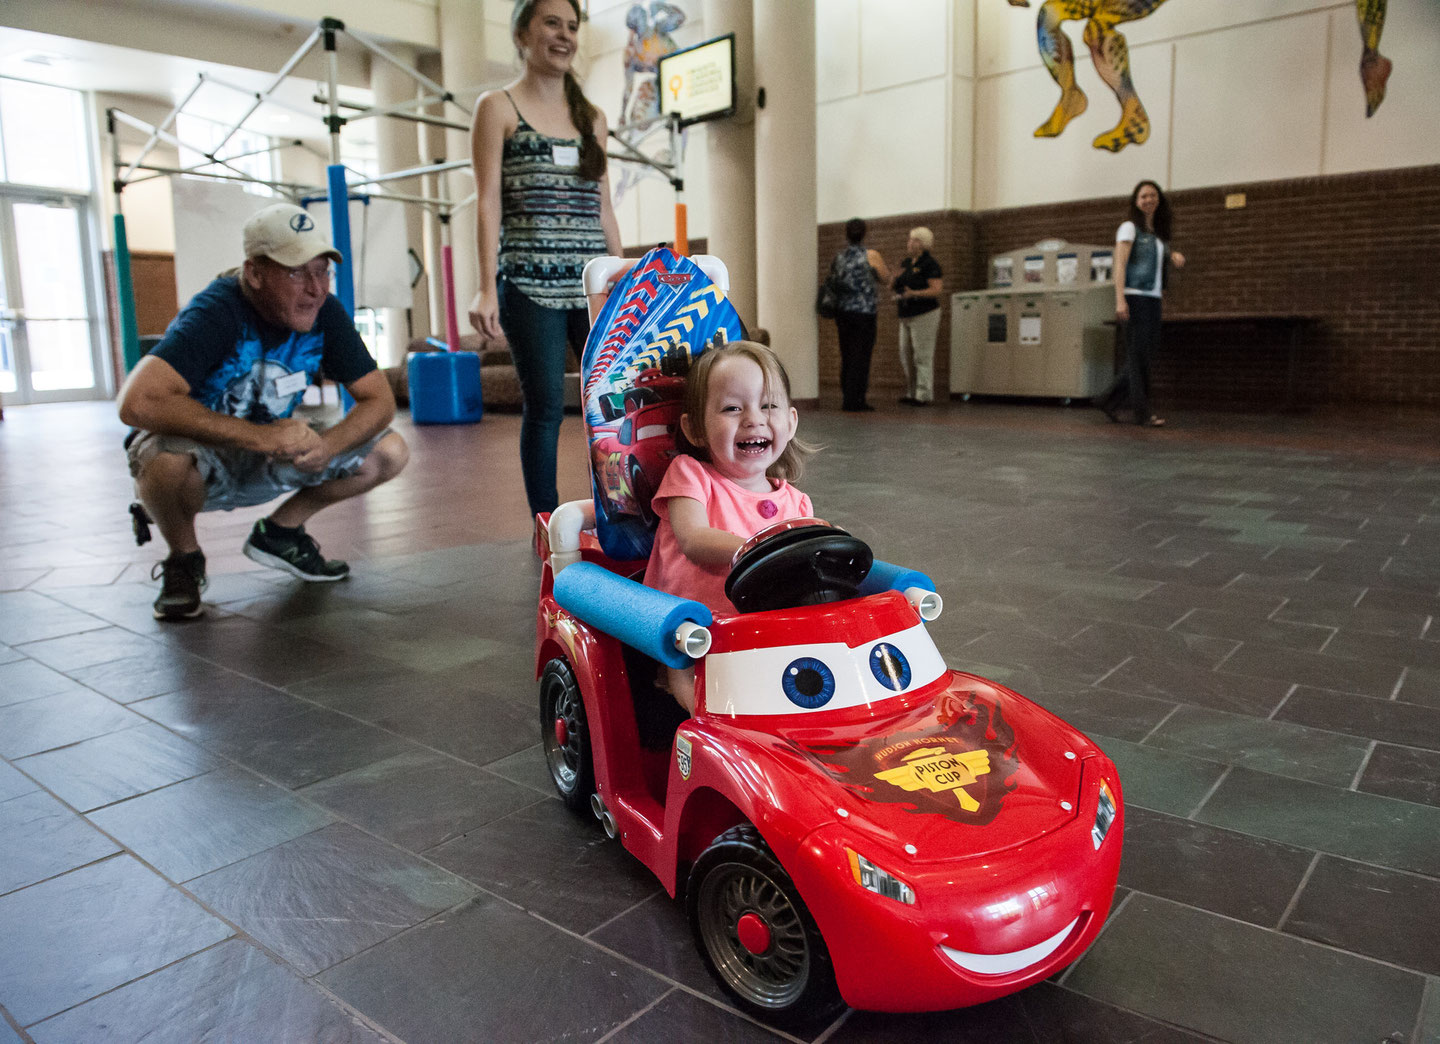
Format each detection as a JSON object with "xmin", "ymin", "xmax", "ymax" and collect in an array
[{"xmin": 644, "ymin": 454, "xmax": 813, "ymax": 615}]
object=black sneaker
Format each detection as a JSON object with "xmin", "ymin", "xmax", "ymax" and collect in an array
[
  {"xmin": 152, "ymin": 550, "xmax": 207, "ymax": 620},
  {"xmin": 242, "ymin": 520, "xmax": 349, "ymax": 582}
]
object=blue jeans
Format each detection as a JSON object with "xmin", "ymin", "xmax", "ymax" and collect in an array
[
  {"xmin": 498, "ymin": 280, "xmax": 588, "ymax": 516},
  {"xmin": 1099, "ymin": 294, "xmax": 1163, "ymax": 423}
]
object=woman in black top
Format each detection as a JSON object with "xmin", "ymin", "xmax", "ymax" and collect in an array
[
  {"xmin": 826, "ymin": 217, "xmax": 890, "ymax": 412},
  {"xmin": 892, "ymin": 227, "xmax": 943, "ymax": 405}
]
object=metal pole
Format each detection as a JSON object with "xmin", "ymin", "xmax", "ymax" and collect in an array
[
  {"xmin": 322, "ymin": 19, "xmax": 356, "ymax": 322},
  {"xmin": 118, "ymin": 76, "xmax": 204, "ymax": 186},
  {"xmin": 344, "ymin": 158, "xmax": 472, "ymax": 189},
  {"xmin": 437, "ymin": 175, "xmax": 459, "ymax": 350},
  {"xmin": 208, "ymin": 26, "xmax": 323, "ymax": 156}
]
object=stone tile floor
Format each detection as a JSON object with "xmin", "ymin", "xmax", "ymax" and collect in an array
[{"xmin": 1, "ymin": 399, "xmax": 1439, "ymax": 1043}]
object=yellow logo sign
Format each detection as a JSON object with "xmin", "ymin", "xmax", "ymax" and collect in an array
[{"xmin": 875, "ymin": 746, "xmax": 991, "ymax": 812}]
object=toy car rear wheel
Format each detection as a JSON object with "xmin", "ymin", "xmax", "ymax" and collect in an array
[
  {"xmin": 687, "ymin": 824, "xmax": 844, "ymax": 1029},
  {"xmin": 539, "ymin": 658, "xmax": 593, "ymax": 812}
]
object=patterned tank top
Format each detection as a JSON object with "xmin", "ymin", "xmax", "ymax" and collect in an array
[{"xmin": 499, "ymin": 91, "xmax": 609, "ymax": 310}]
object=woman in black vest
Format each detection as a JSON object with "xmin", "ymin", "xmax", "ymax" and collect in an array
[{"xmin": 1096, "ymin": 180, "xmax": 1185, "ymax": 427}]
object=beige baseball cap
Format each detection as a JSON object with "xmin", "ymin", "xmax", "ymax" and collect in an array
[{"xmin": 242, "ymin": 203, "xmax": 343, "ymax": 268}]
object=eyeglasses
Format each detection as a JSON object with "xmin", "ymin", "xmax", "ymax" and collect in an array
[{"xmin": 262, "ymin": 257, "xmax": 332, "ymax": 287}]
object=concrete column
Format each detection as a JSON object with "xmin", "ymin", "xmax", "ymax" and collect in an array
[
  {"xmin": 438, "ymin": 0, "xmax": 490, "ymax": 330},
  {"xmin": 373, "ymin": 44, "xmax": 428, "ymax": 366},
  {"xmin": 753, "ymin": 0, "xmax": 817, "ymax": 398},
  {"xmin": 702, "ymin": 0, "xmax": 757, "ymax": 331}
]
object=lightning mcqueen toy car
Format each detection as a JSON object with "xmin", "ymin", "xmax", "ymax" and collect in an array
[{"xmin": 534, "ymin": 512, "xmax": 1123, "ymax": 1028}]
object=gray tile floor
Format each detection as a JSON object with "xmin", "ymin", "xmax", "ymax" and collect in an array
[{"xmin": 2, "ymin": 400, "xmax": 1439, "ymax": 1042}]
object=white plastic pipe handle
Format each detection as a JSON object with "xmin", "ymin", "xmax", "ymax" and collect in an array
[
  {"xmin": 674, "ymin": 620, "xmax": 712, "ymax": 659},
  {"xmin": 904, "ymin": 586, "xmax": 943, "ymax": 622}
]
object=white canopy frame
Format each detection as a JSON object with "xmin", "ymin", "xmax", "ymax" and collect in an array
[{"xmin": 106, "ymin": 15, "xmax": 691, "ymax": 369}]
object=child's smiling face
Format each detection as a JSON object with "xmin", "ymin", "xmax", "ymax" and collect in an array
[{"xmin": 684, "ymin": 355, "xmax": 798, "ymax": 493}]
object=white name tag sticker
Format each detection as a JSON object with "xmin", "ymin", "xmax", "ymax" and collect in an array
[
  {"xmin": 552, "ymin": 144, "xmax": 580, "ymax": 168},
  {"xmin": 273, "ymin": 370, "xmax": 309, "ymax": 398}
]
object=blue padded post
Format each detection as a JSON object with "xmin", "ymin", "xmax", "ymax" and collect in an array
[
  {"xmin": 859, "ymin": 560, "xmax": 936, "ymax": 597},
  {"xmin": 325, "ymin": 164, "xmax": 355, "ymax": 317},
  {"xmin": 554, "ymin": 562, "xmax": 712, "ymax": 669}
]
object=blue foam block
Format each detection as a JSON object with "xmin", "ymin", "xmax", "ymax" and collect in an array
[
  {"xmin": 859, "ymin": 560, "xmax": 936, "ymax": 597},
  {"xmin": 408, "ymin": 351, "xmax": 483, "ymax": 424},
  {"xmin": 554, "ymin": 562, "xmax": 713, "ymax": 669}
]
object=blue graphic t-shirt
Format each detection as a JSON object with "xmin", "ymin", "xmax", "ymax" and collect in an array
[{"xmin": 150, "ymin": 276, "xmax": 375, "ymax": 422}]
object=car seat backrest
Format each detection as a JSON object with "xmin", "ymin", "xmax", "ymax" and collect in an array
[{"xmin": 580, "ymin": 248, "xmax": 745, "ymax": 562}]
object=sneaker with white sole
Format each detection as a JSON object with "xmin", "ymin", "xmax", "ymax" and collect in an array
[{"xmin": 242, "ymin": 520, "xmax": 349, "ymax": 581}]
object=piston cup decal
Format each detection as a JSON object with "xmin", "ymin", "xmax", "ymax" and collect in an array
[{"xmin": 795, "ymin": 691, "xmax": 1020, "ymax": 826}]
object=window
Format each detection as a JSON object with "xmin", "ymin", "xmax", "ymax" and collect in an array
[
  {"xmin": 352, "ymin": 306, "xmax": 387, "ymax": 358},
  {"xmin": 0, "ymin": 78, "xmax": 91, "ymax": 190},
  {"xmin": 174, "ymin": 112, "xmax": 275, "ymax": 195}
]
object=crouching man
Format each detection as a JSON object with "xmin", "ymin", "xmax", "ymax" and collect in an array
[{"xmin": 119, "ymin": 202, "xmax": 409, "ymax": 620}]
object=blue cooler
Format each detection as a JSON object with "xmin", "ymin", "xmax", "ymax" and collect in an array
[{"xmin": 408, "ymin": 350, "xmax": 483, "ymax": 424}]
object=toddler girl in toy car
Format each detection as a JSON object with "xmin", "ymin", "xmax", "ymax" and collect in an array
[{"xmin": 644, "ymin": 341, "xmax": 816, "ymax": 712}]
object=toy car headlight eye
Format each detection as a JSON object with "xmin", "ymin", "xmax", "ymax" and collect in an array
[
  {"xmin": 847, "ymin": 849, "xmax": 916, "ymax": 905},
  {"xmin": 1092, "ymin": 778, "xmax": 1117, "ymax": 850},
  {"xmin": 868, "ymin": 643, "xmax": 911, "ymax": 691},
  {"xmin": 782, "ymin": 657, "xmax": 835, "ymax": 709}
]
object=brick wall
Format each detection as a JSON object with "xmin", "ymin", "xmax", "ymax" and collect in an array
[{"xmin": 817, "ymin": 165, "xmax": 1440, "ymax": 408}]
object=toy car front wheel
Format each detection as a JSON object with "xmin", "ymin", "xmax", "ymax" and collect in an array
[
  {"xmin": 539, "ymin": 658, "xmax": 593, "ymax": 812},
  {"xmin": 687, "ymin": 825, "xmax": 844, "ymax": 1029}
]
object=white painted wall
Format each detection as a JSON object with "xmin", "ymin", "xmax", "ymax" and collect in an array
[
  {"xmin": 967, "ymin": 0, "xmax": 1438, "ymax": 210},
  {"xmin": 805, "ymin": 0, "xmax": 1437, "ymax": 219},
  {"xmin": 815, "ymin": 0, "xmax": 970, "ymax": 222}
]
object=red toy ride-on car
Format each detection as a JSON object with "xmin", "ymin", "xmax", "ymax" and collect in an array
[{"xmin": 533, "ymin": 509, "xmax": 1125, "ymax": 1029}]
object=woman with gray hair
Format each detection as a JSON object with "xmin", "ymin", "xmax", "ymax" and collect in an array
[{"xmin": 891, "ymin": 227, "xmax": 944, "ymax": 405}]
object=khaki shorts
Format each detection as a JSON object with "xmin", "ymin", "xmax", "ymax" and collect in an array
[{"xmin": 126, "ymin": 428, "xmax": 390, "ymax": 512}]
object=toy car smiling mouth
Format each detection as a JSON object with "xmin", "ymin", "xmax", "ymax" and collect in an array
[{"xmin": 534, "ymin": 511, "xmax": 1125, "ymax": 1029}]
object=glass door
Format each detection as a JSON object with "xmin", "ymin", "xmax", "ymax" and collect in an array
[{"xmin": 0, "ymin": 190, "xmax": 106, "ymax": 406}]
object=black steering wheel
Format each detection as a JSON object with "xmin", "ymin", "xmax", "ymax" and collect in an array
[{"xmin": 725, "ymin": 519, "xmax": 873, "ymax": 614}]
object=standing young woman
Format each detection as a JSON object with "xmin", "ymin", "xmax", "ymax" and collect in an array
[
  {"xmin": 1096, "ymin": 180, "xmax": 1185, "ymax": 427},
  {"xmin": 469, "ymin": 0, "xmax": 622, "ymax": 516}
]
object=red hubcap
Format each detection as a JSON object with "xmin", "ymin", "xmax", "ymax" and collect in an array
[
  {"xmin": 736, "ymin": 912, "xmax": 771, "ymax": 955},
  {"xmin": 554, "ymin": 717, "xmax": 569, "ymax": 747}
]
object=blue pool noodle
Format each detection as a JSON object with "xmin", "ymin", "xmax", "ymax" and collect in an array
[
  {"xmin": 859, "ymin": 560, "xmax": 936, "ymax": 597},
  {"xmin": 554, "ymin": 563, "xmax": 713, "ymax": 669}
]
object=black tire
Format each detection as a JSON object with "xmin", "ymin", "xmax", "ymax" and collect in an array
[
  {"xmin": 686, "ymin": 824, "xmax": 844, "ymax": 1029},
  {"xmin": 539, "ymin": 658, "xmax": 593, "ymax": 812}
]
